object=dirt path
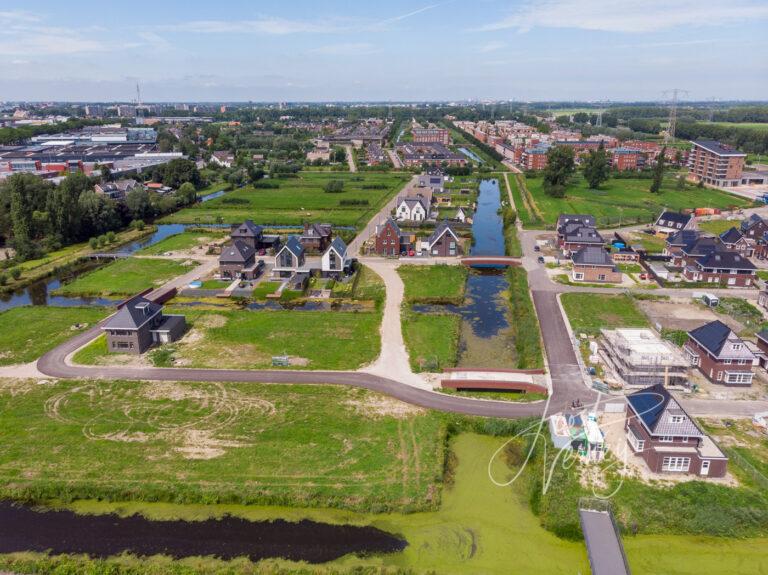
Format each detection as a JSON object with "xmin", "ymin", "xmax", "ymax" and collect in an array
[{"xmin": 345, "ymin": 145, "xmax": 357, "ymax": 172}]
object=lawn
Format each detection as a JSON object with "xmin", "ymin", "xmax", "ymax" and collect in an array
[
  {"xmin": 561, "ymin": 293, "xmax": 649, "ymax": 335},
  {"xmin": 0, "ymin": 306, "xmax": 109, "ymax": 365},
  {"xmin": 398, "ymin": 264, "xmax": 468, "ymax": 304},
  {"xmin": 0, "ymin": 379, "xmax": 442, "ymax": 513},
  {"xmin": 520, "ymin": 175, "xmax": 750, "ymax": 229},
  {"xmin": 137, "ymin": 231, "xmax": 225, "ymax": 255},
  {"xmin": 5, "ymin": 432, "xmax": 766, "ymax": 575},
  {"xmin": 53, "ymin": 258, "xmax": 195, "ymax": 297},
  {"xmin": 628, "ymin": 231, "xmax": 667, "ymax": 254},
  {"xmin": 159, "ymin": 172, "xmax": 410, "ymax": 228},
  {"xmin": 75, "ymin": 307, "xmax": 382, "ymax": 370},
  {"xmin": 698, "ymin": 219, "xmax": 743, "ymax": 236},
  {"xmin": 402, "ymin": 307, "xmax": 461, "ymax": 372}
]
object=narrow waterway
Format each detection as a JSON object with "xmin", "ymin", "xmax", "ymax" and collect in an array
[{"xmin": 414, "ymin": 179, "xmax": 514, "ymax": 367}]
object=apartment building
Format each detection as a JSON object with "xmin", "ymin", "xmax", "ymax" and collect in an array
[
  {"xmin": 687, "ymin": 140, "xmax": 747, "ymax": 188},
  {"xmin": 412, "ymin": 127, "xmax": 450, "ymax": 145}
]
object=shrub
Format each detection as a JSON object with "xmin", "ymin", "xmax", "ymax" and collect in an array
[
  {"xmin": 0, "ymin": 273, "xmax": 7, "ymax": 286},
  {"xmin": 10, "ymin": 268, "xmax": 21, "ymax": 280},
  {"xmin": 323, "ymin": 179, "xmax": 345, "ymax": 193}
]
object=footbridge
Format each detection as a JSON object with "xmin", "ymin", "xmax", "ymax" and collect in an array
[
  {"xmin": 459, "ymin": 255, "xmax": 522, "ymax": 267},
  {"xmin": 441, "ymin": 368, "xmax": 548, "ymax": 395},
  {"xmin": 579, "ymin": 498, "xmax": 631, "ymax": 575}
]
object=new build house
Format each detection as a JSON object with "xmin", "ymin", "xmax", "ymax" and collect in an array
[
  {"xmin": 741, "ymin": 214, "xmax": 768, "ymax": 241},
  {"xmin": 423, "ymin": 220, "xmax": 461, "ymax": 257},
  {"xmin": 571, "ymin": 246, "xmax": 622, "ymax": 283},
  {"xmin": 625, "ymin": 384, "xmax": 728, "ymax": 477},
  {"xmin": 219, "ymin": 240, "xmax": 260, "ymax": 280},
  {"xmin": 273, "ymin": 236, "xmax": 306, "ymax": 277},
  {"xmin": 396, "ymin": 195, "xmax": 429, "ymax": 222},
  {"xmin": 375, "ymin": 217, "xmax": 404, "ymax": 256},
  {"xmin": 101, "ymin": 297, "xmax": 186, "ymax": 354},
  {"xmin": 230, "ymin": 220, "xmax": 280, "ymax": 252},
  {"xmin": 654, "ymin": 211, "xmax": 695, "ymax": 236},
  {"xmin": 718, "ymin": 227, "xmax": 753, "ymax": 257},
  {"xmin": 300, "ymin": 223, "xmax": 333, "ymax": 252},
  {"xmin": 601, "ymin": 328, "xmax": 688, "ymax": 388},
  {"xmin": 682, "ymin": 249, "xmax": 756, "ymax": 287},
  {"xmin": 684, "ymin": 320, "xmax": 755, "ymax": 386},
  {"xmin": 321, "ymin": 237, "xmax": 351, "ymax": 277}
]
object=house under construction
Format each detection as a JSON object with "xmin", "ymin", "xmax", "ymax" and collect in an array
[{"xmin": 600, "ymin": 328, "xmax": 688, "ymax": 388}]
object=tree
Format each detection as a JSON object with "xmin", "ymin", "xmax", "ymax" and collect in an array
[
  {"xmin": 158, "ymin": 158, "xmax": 202, "ymax": 189},
  {"xmin": 650, "ymin": 146, "xmax": 667, "ymax": 194},
  {"xmin": 542, "ymin": 146, "xmax": 576, "ymax": 198},
  {"xmin": 125, "ymin": 188, "xmax": 152, "ymax": 220},
  {"xmin": 582, "ymin": 143, "xmax": 610, "ymax": 189},
  {"xmin": 323, "ymin": 179, "xmax": 345, "ymax": 193},
  {"xmin": 676, "ymin": 174, "xmax": 687, "ymax": 190},
  {"xmin": 177, "ymin": 182, "xmax": 197, "ymax": 206}
]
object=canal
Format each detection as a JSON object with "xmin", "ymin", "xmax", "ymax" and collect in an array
[{"xmin": 414, "ymin": 178, "xmax": 515, "ymax": 368}]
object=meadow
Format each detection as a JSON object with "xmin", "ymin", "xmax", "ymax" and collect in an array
[
  {"xmin": 560, "ymin": 293, "xmax": 649, "ymax": 335},
  {"xmin": 53, "ymin": 258, "xmax": 195, "ymax": 297},
  {"xmin": 516, "ymin": 175, "xmax": 750, "ymax": 229},
  {"xmin": 0, "ymin": 379, "xmax": 443, "ymax": 512},
  {"xmin": 159, "ymin": 172, "xmax": 410, "ymax": 228},
  {"xmin": 74, "ymin": 307, "xmax": 382, "ymax": 371},
  {"xmin": 398, "ymin": 264, "xmax": 468, "ymax": 304},
  {"xmin": 0, "ymin": 306, "xmax": 109, "ymax": 365},
  {"xmin": 137, "ymin": 231, "xmax": 225, "ymax": 255}
]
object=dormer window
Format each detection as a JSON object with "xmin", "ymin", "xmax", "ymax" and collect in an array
[
  {"xmin": 670, "ymin": 415, "xmax": 685, "ymax": 424},
  {"xmin": 732, "ymin": 344, "xmax": 743, "ymax": 351}
]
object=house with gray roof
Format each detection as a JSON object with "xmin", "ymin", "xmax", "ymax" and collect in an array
[
  {"xmin": 719, "ymin": 227, "xmax": 753, "ymax": 257},
  {"xmin": 274, "ymin": 235, "xmax": 306, "ymax": 276},
  {"xmin": 556, "ymin": 214, "xmax": 603, "ymax": 255},
  {"xmin": 682, "ymin": 248, "xmax": 756, "ymax": 287},
  {"xmin": 322, "ymin": 236, "xmax": 351, "ymax": 277},
  {"xmin": 571, "ymin": 246, "xmax": 621, "ymax": 283},
  {"xmin": 625, "ymin": 384, "xmax": 727, "ymax": 477},
  {"xmin": 684, "ymin": 320, "xmax": 755, "ymax": 385},
  {"xmin": 654, "ymin": 211, "xmax": 696, "ymax": 236},
  {"xmin": 101, "ymin": 296, "xmax": 186, "ymax": 354},
  {"xmin": 423, "ymin": 220, "xmax": 461, "ymax": 257},
  {"xmin": 219, "ymin": 240, "xmax": 260, "ymax": 280}
]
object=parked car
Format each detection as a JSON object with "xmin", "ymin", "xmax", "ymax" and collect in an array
[
  {"xmin": 534, "ymin": 245, "xmax": 541, "ymax": 252},
  {"xmin": 258, "ymin": 248, "xmax": 266, "ymax": 256},
  {"xmin": 409, "ymin": 250, "xmax": 416, "ymax": 257},
  {"xmin": 639, "ymin": 273, "xmax": 647, "ymax": 280},
  {"xmin": 537, "ymin": 256, "xmax": 545, "ymax": 264}
]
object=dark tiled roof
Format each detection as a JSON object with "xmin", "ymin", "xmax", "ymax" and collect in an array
[
  {"xmin": 741, "ymin": 214, "xmax": 766, "ymax": 231},
  {"xmin": 428, "ymin": 220, "xmax": 459, "ymax": 246},
  {"xmin": 302, "ymin": 223, "xmax": 332, "ymax": 239},
  {"xmin": 282, "ymin": 235, "xmax": 305, "ymax": 258},
  {"xmin": 378, "ymin": 217, "xmax": 401, "ymax": 236},
  {"xmin": 688, "ymin": 320, "xmax": 733, "ymax": 356},
  {"xmin": 656, "ymin": 211, "xmax": 692, "ymax": 228},
  {"xmin": 696, "ymin": 249, "xmax": 756, "ymax": 271},
  {"xmin": 103, "ymin": 297, "xmax": 162, "ymax": 330},
  {"xmin": 667, "ymin": 229, "xmax": 701, "ymax": 247},
  {"xmin": 563, "ymin": 225, "xmax": 604, "ymax": 244},
  {"xmin": 626, "ymin": 384, "xmax": 702, "ymax": 437},
  {"xmin": 327, "ymin": 236, "xmax": 347, "ymax": 256},
  {"xmin": 231, "ymin": 220, "xmax": 263, "ymax": 238},
  {"xmin": 572, "ymin": 246, "xmax": 614, "ymax": 267},
  {"xmin": 681, "ymin": 235, "xmax": 720, "ymax": 257},
  {"xmin": 557, "ymin": 214, "xmax": 595, "ymax": 230},
  {"xmin": 219, "ymin": 240, "xmax": 255, "ymax": 264},
  {"xmin": 719, "ymin": 227, "xmax": 745, "ymax": 244}
]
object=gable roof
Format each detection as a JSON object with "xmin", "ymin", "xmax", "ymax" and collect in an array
[
  {"xmin": 687, "ymin": 320, "xmax": 743, "ymax": 356},
  {"xmin": 572, "ymin": 246, "xmax": 615, "ymax": 267},
  {"xmin": 103, "ymin": 297, "xmax": 163, "ymax": 331},
  {"xmin": 655, "ymin": 211, "xmax": 692, "ymax": 229},
  {"xmin": 681, "ymin": 235, "xmax": 720, "ymax": 257},
  {"xmin": 562, "ymin": 224, "xmax": 604, "ymax": 244},
  {"xmin": 696, "ymin": 249, "xmax": 756, "ymax": 271},
  {"xmin": 325, "ymin": 236, "xmax": 348, "ymax": 257},
  {"xmin": 719, "ymin": 227, "xmax": 745, "ymax": 244},
  {"xmin": 279, "ymin": 235, "xmax": 305, "ymax": 258},
  {"xmin": 556, "ymin": 214, "xmax": 595, "ymax": 231},
  {"xmin": 626, "ymin": 384, "xmax": 703, "ymax": 438},
  {"xmin": 427, "ymin": 220, "xmax": 459, "ymax": 247},
  {"xmin": 741, "ymin": 213, "xmax": 766, "ymax": 232},
  {"xmin": 667, "ymin": 229, "xmax": 701, "ymax": 247},
  {"xmin": 219, "ymin": 240, "xmax": 255, "ymax": 264},
  {"xmin": 302, "ymin": 223, "xmax": 332, "ymax": 239},
  {"xmin": 399, "ymin": 196, "xmax": 427, "ymax": 211},
  {"xmin": 231, "ymin": 220, "xmax": 263, "ymax": 238},
  {"xmin": 377, "ymin": 217, "xmax": 401, "ymax": 236}
]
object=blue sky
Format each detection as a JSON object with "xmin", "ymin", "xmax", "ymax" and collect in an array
[{"xmin": 1, "ymin": 0, "xmax": 767, "ymax": 102}]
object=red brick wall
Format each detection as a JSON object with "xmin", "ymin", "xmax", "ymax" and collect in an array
[{"xmin": 684, "ymin": 340, "xmax": 752, "ymax": 384}]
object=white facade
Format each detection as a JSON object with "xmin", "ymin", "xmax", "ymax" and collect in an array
[{"xmin": 396, "ymin": 198, "xmax": 427, "ymax": 222}]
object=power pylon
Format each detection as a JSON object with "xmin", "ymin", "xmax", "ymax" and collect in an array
[{"xmin": 663, "ymin": 88, "xmax": 689, "ymax": 143}]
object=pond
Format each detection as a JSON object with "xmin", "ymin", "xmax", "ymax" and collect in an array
[
  {"xmin": 0, "ymin": 501, "xmax": 406, "ymax": 563},
  {"xmin": 458, "ymin": 147, "xmax": 484, "ymax": 164}
]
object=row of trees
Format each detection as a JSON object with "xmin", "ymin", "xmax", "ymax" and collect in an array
[{"xmin": 542, "ymin": 144, "xmax": 667, "ymax": 197}]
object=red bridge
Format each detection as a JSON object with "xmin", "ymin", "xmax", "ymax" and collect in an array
[{"xmin": 460, "ymin": 255, "xmax": 522, "ymax": 267}]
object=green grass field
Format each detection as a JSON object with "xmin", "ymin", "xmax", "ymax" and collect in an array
[
  {"xmin": 4, "ymin": 432, "xmax": 766, "ymax": 575},
  {"xmin": 53, "ymin": 258, "xmax": 195, "ymax": 297},
  {"xmin": 398, "ymin": 264, "xmax": 468, "ymax": 303},
  {"xmin": 698, "ymin": 219, "xmax": 743, "ymax": 236},
  {"xmin": 402, "ymin": 308, "xmax": 461, "ymax": 372},
  {"xmin": 74, "ymin": 307, "xmax": 381, "ymax": 370},
  {"xmin": 0, "ymin": 379, "xmax": 442, "ymax": 512},
  {"xmin": 159, "ymin": 172, "xmax": 410, "ymax": 228},
  {"xmin": 0, "ymin": 306, "xmax": 109, "ymax": 365},
  {"xmin": 561, "ymin": 293, "xmax": 649, "ymax": 335},
  {"xmin": 704, "ymin": 121, "xmax": 768, "ymax": 132},
  {"xmin": 519, "ymin": 175, "xmax": 750, "ymax": 229},
  {"xmin": 137, "ymin": 231, "xmax": 225, "ymax": 255}
]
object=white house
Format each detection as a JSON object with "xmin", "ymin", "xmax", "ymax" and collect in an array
[
  {"xmin": 396, "ymin": 196, "xmax": 428, "ymax": 222},
  {"xmin": 210, "ymin": 151, "xmax": 235, "ymax": 168},
  {"xmin": 321, "ymin": 237, "xmax": 350, "ymax": 277},
  {"xmin": 454, "ymin": 206, "xmax": 469, "ymax": 223}
]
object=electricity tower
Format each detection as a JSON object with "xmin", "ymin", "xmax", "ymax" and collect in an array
[{"xmin": 663, "ymin": 88, "xmax": 689, "ymax": 143}]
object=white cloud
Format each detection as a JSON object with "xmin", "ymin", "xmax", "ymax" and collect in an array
[
  {"xmin": 476, "ymin": 41, "xmax": 506, "ymax": 53},
  {"xmin": 479, "ymin": 0, "xmax": 768, "ymax": 33},
  {"xmin": 157, "ymin": 17, "xmax": 345, "ymax": 35},
  {"xmin": 310, "ymin": 42, "xmax": 379, "ymax": 55},
  {"xmin": 0, "ymin": 31, "xmax": 107, "ymax": 56}
]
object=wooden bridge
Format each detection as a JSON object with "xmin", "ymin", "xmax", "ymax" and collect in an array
[
  {"xmin": 86, "ymin": 252, "xmax": 131, "ymax": 260},
  {"xmin": 579, "ymin": 498, "xmax": 632, "ymax": 575},
  {"xmin": 459, "ymin": 255, "xmax": 522, "ymax": 267}
]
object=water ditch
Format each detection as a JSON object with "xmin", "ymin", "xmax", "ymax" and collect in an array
[{"xmin": 0, "ymin": 501, "xmax": 406, "ymax": 563}]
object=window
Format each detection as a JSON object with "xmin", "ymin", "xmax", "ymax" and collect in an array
[
  {"xmin": 670, "ymin": 415, "xmax": 685, "ymax": 424},
  {"xmin": 717, "ymin": 371, "xmax": 723, "ymax": 381},
  {"xmin": 574, "ymin": 272, "xmax": 584, "ymax": 281},
  {"xmin": 598, "ymin": 274, "xmax": 606, "ymax": 281},
  {"xmin": 659, "ymin": 436, "xmax": 674, "ymax": 443},
  {"xmin": 726, "ymin": 372, "xmax": 754, "ymax": 384},
  {"xmin": 662, "ymin": 456, "xmax": 691, "ymax": 472},
  {"xmin": 723, "ymin": 358, "xmax": 732, "ymax": 365},
  {"xmin": 732, "ymin": 344, "xmax": 743, "ymax": 351},
  {"xmin": 627, "ymin": 428, "xmax": 645, "ymax": 452}
]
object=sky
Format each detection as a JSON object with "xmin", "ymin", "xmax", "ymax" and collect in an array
[{"xmin": 1, "ymin": 0, "xmax": 767, "ymax": 102}]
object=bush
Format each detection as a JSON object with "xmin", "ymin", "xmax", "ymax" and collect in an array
[
  {"xmin": 131, "ymin": 219, "xmax": 145, "ymax": 231},
  {"xmin": 88, "ymin": 237, "xmax": 98, "ymax": 249},
  {"xmin": 10, "ymin": 268, "xmax": 21, "ymax": 280},
  {"xmin": 221, "ymin": 197, "xmax": 249, "ymax": 205},
  {"xmin": 323, "ymin": 179, "xmax": 345, "ymax": 193},
  {"xmin": 0, "ymin": 273, "xmax": 7, "ymax": 286},
  {"xmin": 105, "ymin": 231, "xmax": 116, "ymax": 243}
]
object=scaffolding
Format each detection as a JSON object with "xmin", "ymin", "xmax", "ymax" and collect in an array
[{"xmin": 600, "ymin": 328, "xmax": 688, "ymax": 387}]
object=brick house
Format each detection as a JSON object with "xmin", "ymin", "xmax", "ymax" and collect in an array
[
  {"xmin": 219, "ymin": 240, "xmax": 259, "ymax": 280},
  {"xmin": 719, "ymin": 227, "xmax": 753, "ymax": 257},
  {"xmin": 740, "ymin": 214, "xmax": 768, "ymax": 241},
  {"xmin": 663, "ymin": 229, "xmax": 702, "ymax": 260},
  {"xmin": 571, "ymin": 246, "xmax": 622, "ymax": 283},
  {"xmin": 101, "ymin": 296, "xmax": 186, "ymax": 354},
  {"xmin": 625, "ymin": 384, "xmax": 728, "ymax": 477},
  {"xmin": 682, "ymin": 249, "xmax": 756, "ymax": 287},
  {"xmin": 755, "ymin": 329, "xmax": 768, "ymax": 369},
  {"xmin": 683, "ymin": 320, "xmax": 755, "ymax": 386},
  {"xmin": 300, "ymin": 223, "xmax": 332, "ymax": 252},
  {"xmin": 423, "ymin": 220, "xmax": 461, "ymax": 257},
  {"xmin": 666, "ymin": 232, "xmax": 721, "ymax": 268},
  {"xmin": 231, "ymin": 220, "xmax": 263, "ymax": 250},
  {"xmin": 557, "ymin": 214, "xmax": 603, "ymax": 255},
  {"xmin": 375, "ymin": 217, "xmax": 403, "ymax": 256},
  {"xmin": 611, "ymin": 148, "xmax": 644, "ymax": 171}
]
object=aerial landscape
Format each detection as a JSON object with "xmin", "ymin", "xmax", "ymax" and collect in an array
[{"xmin": 2, "ymin": 1, "xmax": 768, "ymax": 573}]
